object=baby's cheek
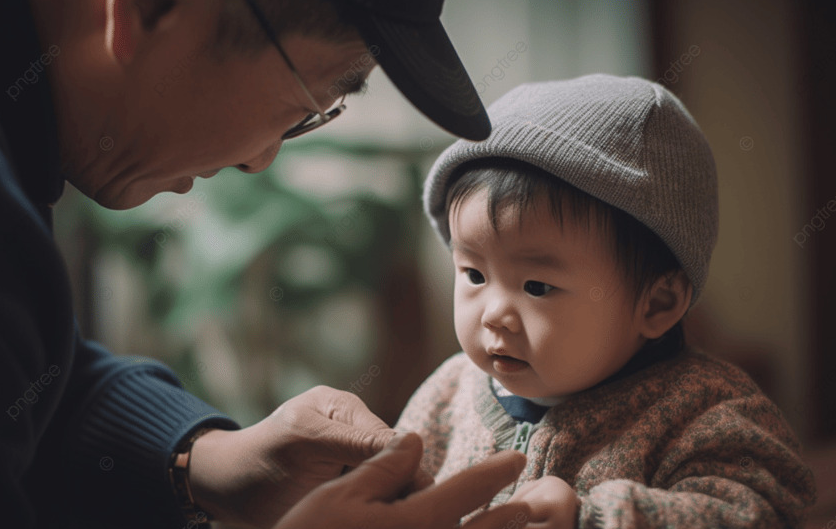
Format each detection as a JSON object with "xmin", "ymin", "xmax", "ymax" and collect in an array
[
  {"xmin": 571, "ymin": 293, "xmax": 621, "ymax": 341},
  {"xmin": 453, "ymin": 300, "xmax": 477, "ymax": 347}
]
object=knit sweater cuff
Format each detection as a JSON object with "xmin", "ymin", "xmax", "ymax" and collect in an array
[{"xmin": 63, "ymin": 358, "xmax": 239, "ymax": 528}]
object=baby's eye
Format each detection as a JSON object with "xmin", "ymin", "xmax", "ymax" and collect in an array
[
  {"xmin": 524, "ymin": 281, "xmax": 555, "ymax": 297},
  {"xmin": 466, "ymin": 268, "xmax": 486, "ymax": 285}
]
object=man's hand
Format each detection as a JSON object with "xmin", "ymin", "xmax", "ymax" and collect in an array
[
  {"xmin": 273, "ymin": 432, "xmax": 531, "ymax": 529},
  {"xmin": 507, "ymin": 476, "xmax": 579, "ymax": 529},
  {"xmin": 189, "ymin": 385, "xmax": 430, "ymax": 528}
]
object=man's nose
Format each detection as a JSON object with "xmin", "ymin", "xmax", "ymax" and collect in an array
[
  {"xmin": 481, "ymin": 295, "xmax": 521, "ymax": 334},
  {"xmin": 237, "ymin": 141, "xmax": 282, "ymax": 174}
]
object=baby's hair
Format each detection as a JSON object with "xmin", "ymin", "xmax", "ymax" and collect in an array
[{"xmin": 445, "ymin": 158, "xmax": 684, "ymax": 308}]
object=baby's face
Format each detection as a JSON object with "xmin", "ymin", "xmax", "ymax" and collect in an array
[{"xmin": 449, "ymin": 190, "xmax": 647, "ymax": 399}]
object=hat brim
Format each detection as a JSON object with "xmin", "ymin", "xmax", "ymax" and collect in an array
[{"xmin": 349, "ymin": 13, "xmax": 491, "ymax": 141}]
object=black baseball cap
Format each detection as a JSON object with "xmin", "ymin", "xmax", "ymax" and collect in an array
[{"xmin": 333, "ymin": 0, "xmax": 492, "ymax": 141}]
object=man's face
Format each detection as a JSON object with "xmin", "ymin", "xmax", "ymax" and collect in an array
[
  {"xmin": 63, "ymin": 4, "xmax": 372, "ymax": 209},
  {"xmin": 449, "ymin": 189, "xmax": 647, "ymax": 399}
]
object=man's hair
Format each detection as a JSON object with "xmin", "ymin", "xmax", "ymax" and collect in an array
[
  {"xmin": 213, "ymin": 0, "xmax": 360, "ymax": 57},
  {"xmin": 135, "ymin": 0, "xmax": 359, "ymax": 58},
  {"xmin": 446, "ymin": 158, "xmax": 684, "ymax": 306}
]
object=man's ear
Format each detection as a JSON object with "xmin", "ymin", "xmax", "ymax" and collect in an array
[
  {"xmin": 637, "ymin": 270, "xmax": 693, "ymax": 340},
  {"xmin": 105, "ymin": 0, "xmax": 178, "ymax": 65}
]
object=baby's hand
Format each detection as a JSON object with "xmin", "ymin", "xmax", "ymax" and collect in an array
[{"xmin": 508, "ymin": 476, "xmax": 579, "ymax": 529}]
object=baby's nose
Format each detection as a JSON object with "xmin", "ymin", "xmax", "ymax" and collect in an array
[{"xmin": 482, "ymin": 298, "xmax": 521, "ymax": 333}]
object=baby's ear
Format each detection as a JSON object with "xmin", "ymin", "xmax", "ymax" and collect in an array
[{"xmin": 637, "ymin": 270, "xmax": 692, "ymax": 340}]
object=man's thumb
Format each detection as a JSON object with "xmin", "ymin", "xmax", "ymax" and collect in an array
[{"xmin": 340, "ymin": 432, "xmax": 424, "ymax": 501}]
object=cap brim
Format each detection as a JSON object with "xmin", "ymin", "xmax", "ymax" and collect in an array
[{"xmin": 349, "ymin": 14, "xmax": 491, "ymax": 141}]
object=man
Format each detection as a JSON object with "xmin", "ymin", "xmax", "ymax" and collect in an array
[{"xmin": 0, "ymin": 0, "xmax": 529, "ymax": 527}]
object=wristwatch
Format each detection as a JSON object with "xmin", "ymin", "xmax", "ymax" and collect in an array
[{"xmin": 169, "ymin": 428, "xmax": 213, "ymax": 528}]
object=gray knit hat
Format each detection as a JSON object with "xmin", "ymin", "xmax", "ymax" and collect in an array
[{"xmin": 424, "ymin": 74, "xmax": 718, "ymax": 305}]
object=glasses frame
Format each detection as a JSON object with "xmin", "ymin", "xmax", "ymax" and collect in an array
[{"xmin": 242, "ymin": 0, "xmax": 346, "ymax": 140}]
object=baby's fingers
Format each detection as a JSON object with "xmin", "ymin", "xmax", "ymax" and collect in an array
[
  {"xmin": 508, "ymin": 479, "xmax": 542, "ymax": 502},
  {"xmin": 463, "ymin": 501, "xmax": 531, "ymax": 529}
]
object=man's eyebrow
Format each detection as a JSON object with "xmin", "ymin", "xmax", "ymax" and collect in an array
[{"xmin": 332, "ymin": 76, "xmax": 369, "ymax": 97}]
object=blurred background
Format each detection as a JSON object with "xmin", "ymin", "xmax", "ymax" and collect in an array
[{"xmin": 53, "ymin": 0, "xmax": 834, "ymax": 525}]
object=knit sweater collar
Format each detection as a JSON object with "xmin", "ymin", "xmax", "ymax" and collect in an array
[{"xmin": 490, "ymin": 380, "xmax": 553, "ymax": 423}]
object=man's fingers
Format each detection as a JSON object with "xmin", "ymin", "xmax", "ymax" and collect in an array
[
  {"xmin": 336, "ymin": 432, "xmax": 424, "ymax": 501},
  {"xmin": 327, "ymin": 390, "xmax": 393, "ymax": 441},
  {"xmin": 406, "ymin": 466, "xmax": 435, "ymax": 495},
  {"xmin": 463, "ymin": 502, "xmax": 532, "ymax": 529},
  {"xmin": 311, "ymin": 419, "xmax": 395, "ymax": 467},
  {"xmin": 309, "ymin": 386, "xmax": 398, "ymax": 462},
  {"xmin": 406, "ymin": 450, "xmax": 526, "ymax": 525}
]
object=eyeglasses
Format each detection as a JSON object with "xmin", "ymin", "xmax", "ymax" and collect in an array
[{"xmin": 242, "ymin": 0, "xmax": 346, "ymax": 140}]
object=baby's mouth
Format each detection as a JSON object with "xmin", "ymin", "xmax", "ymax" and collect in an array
[{"xmin": 489, "ymin": 352, "xmax": 529, "ymax": 373}]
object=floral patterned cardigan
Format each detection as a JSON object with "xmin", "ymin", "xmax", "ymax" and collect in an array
[{"xmin": 396, "ymin": 347, "xmax": 816, "ymax": 528}]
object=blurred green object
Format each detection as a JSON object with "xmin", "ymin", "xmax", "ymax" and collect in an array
[{"xmin": 58, "ymin": 137, "xmax": 446, "ymax": 422}]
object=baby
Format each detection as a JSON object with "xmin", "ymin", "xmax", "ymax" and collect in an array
[{"xmin": 397, "ymin": 75, "xmax": 815, "ymax": 528}]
